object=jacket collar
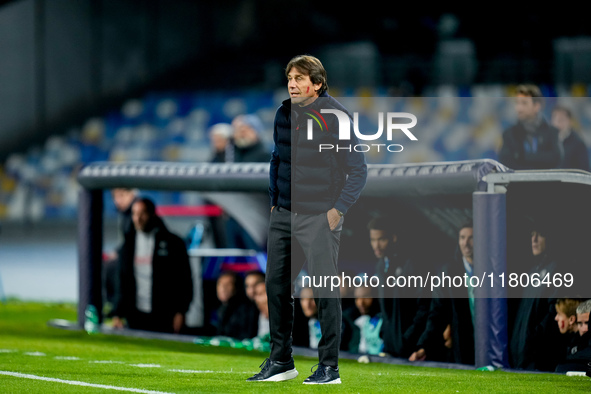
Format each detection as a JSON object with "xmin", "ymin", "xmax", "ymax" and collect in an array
[{"xmin": 282, "ymin": 91, "xmax": 329, "ymax": 110}]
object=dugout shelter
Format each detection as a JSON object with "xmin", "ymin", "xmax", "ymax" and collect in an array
[{"xmin": 76, "ymin": 159, "xmax": 591, "ymax": 369}]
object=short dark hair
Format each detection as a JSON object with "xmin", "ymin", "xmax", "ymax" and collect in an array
[
  {"xmin": 134, "ymin": 197, "xmax": 156, "ymax": 215},
  {"xmin": 285, "ymin": 55, "xmax": 328, "ymax": 96},
  {"xmin": 459, "ymin": 221, "xmax": 473, "ymax": 232},
  {"xmin": 556, "ymin": 298, "xmax": 581, "ymax": 317},
  {"xmin": 367, "ymin": 216, "xmax": 395, "ymax": 236},
  {"xmin": 515, "ymin": 84, "xmax": 544, "ymax": 106},
  {"xmin": 218, "ymin": 270, "xmax": 240, "ymax": 286},
  {"xmin": 245, "ymin": 270, "xmax": 265, "ymax": 281}
]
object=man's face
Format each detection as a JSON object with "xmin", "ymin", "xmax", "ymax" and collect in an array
[
  {"xmin": 112, "ymin": 189, "xmax": 135, "ymax": 212},
  {"xmin": 211, "ymin": 133, "xmax": 228, "ymax": 152},
  {"xmin": 216, "ymin": 275, "xmax": 236, "ymax": 304},
  {"xmin": 551, "ymin": 109, "xmax": 571, "ymax": 133},
  {"xmin": 370, "ymin": 229, "xmax": 395, "ymax": 259},
  {"xmin": 131, "ymin": 201, "xmax": 152, "ymax": 233},
  {"xmin": 515, "ymin": 94, "xmax": 541, "ymax": 122},
  {"xmin": 232, "ymin": 119, "xmax": 258, "ymax": 148},
  {"xmin": 299, "ymin": 288, "xmax": 317, "ymax": 318},
  {"xmin": 287, "ymin": 67, "xmax": 321, "ymax": 106},
  {"xmin": 577, "ymin": 312, "xmax": 589, "ymax": 336},
  {"xmin": 354, "ymin": 287, "xmax": 374, "ymax": 316},
  {"xmin": 245, "ymin": 274, "xmax": 264, "ymax": 301},
  {"xmin": 458, "ymin": 227, "xmax": 473, "ymax": 261},
  {"xmin": 253, "ymin": 282, "xmax": 268, "ymax": 318},
  {"xmin": 531, "ymin": 230, "xmax": 546, "ymax": 256},
  {"xmin": 555, "ymin": 307, "xmax": 575, "ymax": 334}
]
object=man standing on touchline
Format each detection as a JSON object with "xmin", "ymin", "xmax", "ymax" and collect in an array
[{"xmin": 247, "ymin": 54, "xmax": 367, "ymax": 384}]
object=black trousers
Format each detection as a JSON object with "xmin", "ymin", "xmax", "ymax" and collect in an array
[{"xmin": 266, "ymin": 206, "xmax": 342, "ymax": 367}]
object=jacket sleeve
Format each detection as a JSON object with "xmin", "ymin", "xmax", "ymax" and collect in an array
[
  {"xmin": 402, "ymin": 297, "xmax": 431, "ymax": 355},
  {"xmin": 269, "ymin": 116, "xmax": 280, "ymax": 208},
  {"xmin": 415, "ymin": 296, "xmax": 452, "ymax": 354},
  {"xmin": 111, "ymin": 234, "xmax": 134, "ymax": 318},
  {"xmin": 333, "ymin": 120, "xmax": 367, "ymax": 215},
  {"xmin": 498, "ymin": 129, "xmax": 518, "ymax": 169},
  {"xmin": 173, "ymin": 235, "xmax": 193, "ymax": 315}
]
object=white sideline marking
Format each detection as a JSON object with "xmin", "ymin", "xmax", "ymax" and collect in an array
[
  {"xmin": 0, "ymin": 371, "xmax": 174, "ymax": 394},
  {"xmin": 90, "ymin": 360, "xmax": 125, "ymax": 364},
  {"xmin": 0, "ymin": 349, "xmax": 16, "ymax": 353},
  {"xmin": 129, "ymin": 364, "xmax": 161, "ymax": 368},
  {"xmin": 54, "ymin": 356, "xmax": 81, "ymax": 361},
  {"xmin": 23, "ymin": 352, "xmax": 46, "ymax": 357}
]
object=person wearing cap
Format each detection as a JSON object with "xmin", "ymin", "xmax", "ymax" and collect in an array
[{"xmin": 231, "ymin": 114, "xmax": 271, "ymax": 163}]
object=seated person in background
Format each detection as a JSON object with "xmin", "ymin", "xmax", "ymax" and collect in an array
[
  {"xmin": 368, "ymin": 216, "xmax": 429, "ymax": 358},
  {"xmin": 244, "ymin": 270, "xmax": 265, "ymax": 303},
  {"xmin": 509, "ymin": 223, "xmax": 562, "ymax": 371},
  {"xmin": 342, "ymin": 283, "xmax": 383, "ymax": 355},
  {"xmin": 112, "ymin": 197, "xmax": 193, "ymax": 334},
  {"xmin": 214, "ymin": 271, "xmax": 258, "ymax": 340},
  {"xmin": 555, "ymin": 298, "xmax": 582, "ymax": 336},
  {"xmin": 253, "ymin": 281, "xmax": 270, "ymax": 338},
  {"xmin": 553, "ymin": 298, "xmax": 583, "ymax": 370},
  {"xmin": 556, "ymin": 299, "xmax": 591, "ymax": 373},
  {"xmin": 299, "ymin": 286, "xmax": 322, "ymax": 350},
  {"xmin": 339, "ymin": 269, "xmax": 356, "ymax": 312},
  {"xmin": 409, "ymin": 223, "xmax": 475, "ymax": 365}
]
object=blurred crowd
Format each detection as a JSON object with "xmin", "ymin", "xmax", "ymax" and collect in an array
[{"xmin": 3, "ymin": 83, "xmax": 591, "ymax": 221}]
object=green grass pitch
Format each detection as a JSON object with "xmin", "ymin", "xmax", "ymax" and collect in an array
[{"xmin": 0, "ymin": 301, "xmax": 589, "ymax": 393}]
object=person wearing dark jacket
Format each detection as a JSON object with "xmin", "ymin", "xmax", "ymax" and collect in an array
[
  {"xmin": 410, "ymin": 224, "xmax": 475, "ymax": 365},
  {"xmin": 112, "ymin": 197, "xmax": 193, "ymax": 334},
  {"xmin": 509, "ymin": 225, "xmax": 562, "ymax": 371},
  {"xmin": 555, "ymin": 299, "xmax": 591, "ymax": 373},
  {"xmin": 368, "ymin": 216, "xmax": 430, "ymax": 359},
  {"xmin": 341, "ymin": 285, "xmax": 383, "ymax": 355},
  {"xmin": 498, "ymin": 84, "xmax": 561, "ymax": 170},
  {"xmin": 222, "ymin": 114, "xmax": 270, "ymax": 250},
  {"xmin": 551, "ymin": 105, "xmax": 590, "ymax": 171},
  {"xmin": 248, "ymin": 55, "xmax": 367, "ymax": 384},
  {"xmin": 213, "ymin": 271, "xmax": 258, "ymax": 340},
  {"xmin": 553, "ymin": 298, "xmax": 584, "ymax": 372},
  {"xmin": 103, "ymin": 188, "xmax": 138, "ymax": 311},
  {"xmin": 208, "ymin": 123, "xmax": 234, "ymax": 163},
  {"xmin": 231, "ymin": 114, "xmax": 270, "ymax": 163}
]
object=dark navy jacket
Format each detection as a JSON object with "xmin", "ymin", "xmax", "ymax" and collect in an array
[
  {"xmin": 269, "ymin": 92, "xmax": 367, "ymax": 215},
  {"xmin": 498, "ymin": 118, "xmax": 561, "ymax": 170},
  {"xmin": 113, "ymin": 217, "xmax": 193, "ymax": 326}
]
